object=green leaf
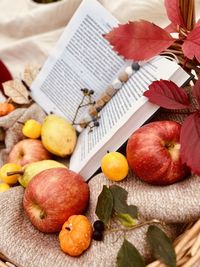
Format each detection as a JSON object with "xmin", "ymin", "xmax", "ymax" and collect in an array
[
  {"xmin": 116, "ymin": 213, "xmax": 137, "ymax": 227},
  {"xmin": 117, "ymin": 239, "xmax": 145, "ymax": 267},
  {"xmin": 109, "ymin": 185, "xmax": 138, "ymax": 218},
  {"xmin": 126, "ymin": 205, "xmax": 138, "ymax": 219},
  {"xmin": 147, "ymin": 225, "xmax": 176, "ymax": 267},
  {"xmin": 95, "ymin": 185, "xmax": 113, "ymax": 225}
]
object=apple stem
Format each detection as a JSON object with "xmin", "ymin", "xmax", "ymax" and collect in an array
[
  {"xmin": 6, "ymin": 171, "xmax": 24, "ymax": 176},
  {"xmin": 39, "ymin": 211, "xmax": 46, "ymax": 219}
]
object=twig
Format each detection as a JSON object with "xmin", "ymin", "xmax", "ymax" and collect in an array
[
  {"xmin": 72, "ymin": 95, "xmax": 85, "ymax": 125},
  {"xmin": 106, "ymin": 219, "xmax": 165, "ymax": 234}
]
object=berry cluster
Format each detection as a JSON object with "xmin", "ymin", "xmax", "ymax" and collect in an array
[
  {"xmin": 74, "ymin": 62, "xmax": 140, "ymax": 133},
  {"xmin": 92, "ymin": 220, "xmax": 105, "ymax": 241},
  {"xmin": 80, "ymin": 88, "xmax": 94, "ymax": 96}
]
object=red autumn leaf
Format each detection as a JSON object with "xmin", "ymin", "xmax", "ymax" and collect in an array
[
  {"xmin": 165, "ymin": 23, "xmax": 178, "ymax": 33},
  {"xmin": 104, "ymin": 21, "xmax": 175, "ymax": 61},
  {"xmin": 193, "ymin": 78, "xmax": 200, "ymax": 107},
  {"xmin": 164, "ymin": 0, "xmax": 185, "ymax": 27},
  {"xmin": 182, "ymin": 26, "xmax": 200, "ymax": 63},
  {"xmin": 143, "ymin": 80, "xmax": 191, "ymax": 109},
  {"xmin": 180, "ymin": 112, "xmax": 200, "ymax": 175}
]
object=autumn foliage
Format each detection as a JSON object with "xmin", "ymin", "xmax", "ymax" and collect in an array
[
  {"xmin": 104, "ymin": 0, "xmax": 200, "ymax": 175},
  {"xmin": 104, "ymin": 0, "xmax": 200, "ymax": 64}
]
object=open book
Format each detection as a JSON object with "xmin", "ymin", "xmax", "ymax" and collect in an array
[{"xmin": 31, "ymin": 0, "xmax": 190, "ymax": 180}]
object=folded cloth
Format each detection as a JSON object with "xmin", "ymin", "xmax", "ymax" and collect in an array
[
  {"xmin": 0, "ymin": 0, "xmax": 170, "ymax": 78},
  {"xmin": 0, "ymin": 185, "xmax": 182, "ymax": 267},
  {"xmin": 0, "ymin": 104, "xmax": 199, "ymax": 267}
]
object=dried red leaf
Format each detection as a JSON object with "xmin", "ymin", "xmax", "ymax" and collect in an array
[
  {"xmin": 164, "ymin": 23, "xmax": 178, "ymax": 33},
  {"xmin": 193, "ymin": 78, "xmax": 200, "ymax": 107},
  {"xmin": 182, "ymin": 26, "xmax": 200, "ymax": 63},
  {"xmin": 180, "ymin": 112, "xmax": 200, "ymax": 175},
  {"xmin": 164, "ymin": 0, "xmax": 185, "ymax": 27},
  {"xmin": 144, "ymin": 80, "xmax": 191, "ymax": 109},
  {"xmin": 104, "ymin": 21, "xmax": 175, "ymax": 61}
]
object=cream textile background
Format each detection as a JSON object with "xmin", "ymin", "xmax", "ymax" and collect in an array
[{"xmin": 0, "ymin": 0, "xmax": 181, "ymax": 77}]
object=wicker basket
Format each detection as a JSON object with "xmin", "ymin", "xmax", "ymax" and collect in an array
[
  {"xmin": 0, "ymin": 0, "xmax": 199, "ymax": 266},
  {"xmin": 166, "ymin": 0, "xmax": 200, "ymax": 78},
  {"xmin": 147, "ymin": 220, "xmax": 200, "ymax": 267}
]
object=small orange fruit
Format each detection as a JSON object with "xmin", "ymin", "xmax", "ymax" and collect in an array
[
  {"xmin": 59, "ymin": 215, "xmax": 92, "ymax": 256},
  {"xmin": 101, "ymin": 151, "xmax": 129, "ymax": 181}
]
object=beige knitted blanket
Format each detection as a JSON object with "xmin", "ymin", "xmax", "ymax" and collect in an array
[{"xmin": 0, "ymin": 104, "xmax": 199, "ymax": 267}]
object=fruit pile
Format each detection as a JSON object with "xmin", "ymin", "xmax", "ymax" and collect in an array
[
  {"xmin": 101, "ymin": 120, "xmax": 189, "ymax": 185},
  {"xmin": 0, "ymin": 109, "xmax": 190, "ymax": 258},
  {"xmin": 0, "ymin": 114, "xmax": 92, "ymax": 256}
]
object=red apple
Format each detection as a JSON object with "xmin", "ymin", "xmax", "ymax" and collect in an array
[
  {"xmin": 126, "ymin": 120, "xmax": 190, "ymax": 185},
  {"xmin": 8, "ymin": 139, "xmax": 51, "ymax": 166},
  {"xmin": 23, "ymin": 168, "xmax": 89, "ymax": 233}
]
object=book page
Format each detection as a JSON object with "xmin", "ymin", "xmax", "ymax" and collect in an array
[
  {"xmin": 69, "ymin": 57, "xmax": 190, "ymax": 178},
  {"xmin": 30, "ymin": 0, "xmax": 125, "ymax": 122}
]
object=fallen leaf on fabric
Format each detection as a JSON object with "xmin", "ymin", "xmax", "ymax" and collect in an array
[
  {"xmin": 104, "ymin": 21, "xmax": 175, "ymax": 61},
  {"xmin": 144, "ymin": 80, "xmax": 191, "ymax": 109},
  {"xmin": 24, "ymin": 64, "xmax": 40, "ymax": 87},
  {"xmin": 117, "ymin": 239, "xmax": 145, "ymax": 267},
  {"xmin": 3, "ymin": 80, "xmax": 30, "ymax": 104}
]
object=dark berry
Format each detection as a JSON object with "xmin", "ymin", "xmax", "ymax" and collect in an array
[
  {"xmin": 93, "ymin": 220, "xmax": 105, "ymax": 232},
  {"xmin": 89, "ymin": 90, "xmax": 94, "ymax": 95},
  {"xmin": 96, "ymin": 107, "xmax": 102, "ymax": 112},
  {"xmin": 131, "ymin": 62, "xmax": 140, "ymax": 71},
  {"xmin": 94, "ymin": 121, "xmax": 99, "ymax": 127},
  {"xmin": 81, "ymin": 88, "xmax": 89, "ymax": 94},
  {"xmin": 93, "ymin": 230, "xmax": 103, "ymax": 241},
  {"xmin": 92, "ymin": 117, "xmax": 97, "ymax": 122}
]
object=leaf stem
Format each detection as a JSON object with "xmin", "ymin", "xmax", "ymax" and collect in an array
[{"xmin": 105, "ymin": 219, "xmax": 165, "ymax": 234}]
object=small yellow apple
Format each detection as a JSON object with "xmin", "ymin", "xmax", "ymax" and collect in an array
[
  {"xmin": 0, "ymin": 183, "xmax": 10, "ymax": 192},
  {"xmin": 22, "ymin": 119, "xmax": 42, "ymax": 139},
  {"xmin": 0, "ymin": 163, "xmax": 22, "ymax": 184}
]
